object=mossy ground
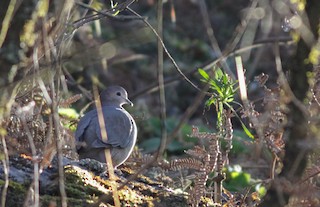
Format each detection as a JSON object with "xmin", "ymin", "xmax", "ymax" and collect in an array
[
  {"xmin": 0, "ymin": 159, "xmax": 190, "ymax": 207},
  {"xmin": 0, "ymin": 179, "xmax": 27, "ymax": 206}
]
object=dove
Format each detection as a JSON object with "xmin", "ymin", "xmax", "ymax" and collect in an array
[{"xmin": 75, "ymin": 86, "xmax": 137, "ymax": 168}]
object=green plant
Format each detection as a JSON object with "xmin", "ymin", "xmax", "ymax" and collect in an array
[
  {"xmin": 199, "ymin": 68, "xmax": 236, "ymax": 125},
  {"xmin": 223, "ymin": 165, "xmax": 266, "ymax": 198},
  {"xmin": 198, "ymin": 68, "xmax": 254, "ymax": 139}
]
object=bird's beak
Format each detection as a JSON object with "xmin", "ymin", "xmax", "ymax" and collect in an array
[{"xmin": 126, "ymin": 98, "xmax": 133, "ymax": 106}]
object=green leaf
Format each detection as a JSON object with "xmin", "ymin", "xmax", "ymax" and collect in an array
[
  {"xmin": 241, "ymin": 123, "xmax": 255, "ymax": 139},
  {"xmin": 225, "ymin": 104, "xmax": 255, "ymax": 140},
  {"xmin": 222, "ymin": 73, "xmax": 228, "ymax": 83},
  {"xmin": 224, "ymin": 165, "xmax": 252, "ymax": 191},
  {"xmin": 59, "ymin": 108, "xmax": 79, "ymax": 119},
  {"xmin": 198, "ymin": 68, "xmax": 210, "ymax": 80},
  {"xmin": 226, "ymin": 97, "xmax": 234, "ymax": 103},
  {"xmin": 205, "ymin": 98, "xmax": 215, "ymax": 107},
  {"xmin": 214, "ymin": 68, "xmax": 221, "ymax": 78},
  {"xmin": 113, "ymin": 10, "xmax": 120, "ymax": 16},
  {"xmin": 255, "ymin": 183, "xmax": 267, "ymax": 197}
]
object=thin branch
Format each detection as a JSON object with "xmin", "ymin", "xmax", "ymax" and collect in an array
[
  {"xmin": 223, "ymin": 0, "xmax": 259, "ymax": 56},
  {"xmin": 131, "ymin": 37, "xmax": 292, "ymax": 100},
  {"xmin": 73, "ymin": 1, "xmax": 142, "ymax": 29},
  {"xmin": 50, "ymin": 85, "xmax": 68, "ymax": 207},
  {"xmin": 0, "ymin": 0, "xmax": 17, "ymax": 48},
  {"xmin": 127, "ymin": 7, "xmax": 202, "ymax": 92},
  {"xmin": 92, "ymin": 85, "xmax": 120, "ymax": 207},
  {"xmin": 1, "ymin": 135, "xmax": 9, "ymax": 207},
  {"xmin": 156, "ymin": 0, "xmax": 167, "ymax": 160},
  {"xmin": 235, "ymin": 56, "xmax": 264, "ymax": 141},
  {"xmin": 273, "ymin": 42, "xmax": 309, "ymax": 117},
  {"xmin": 62, "ymin": 67, "xmax": 92, "ymax": 100},
  {"xmin": 19, "ymin": 102, "xmax": 40, "ymax": 207},
  {"xmin": 198, "ymin": 0, "xmax": 233, "ymax": 78},
  {"xmin": 80, "ymin": 0, "xmax": 94, "ymax": 18},
  {"xmin": 48, "ymin": 35, "xmax": 68, "ymax": 207}
]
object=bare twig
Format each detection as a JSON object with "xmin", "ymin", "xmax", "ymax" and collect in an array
[
  {"xmin": 1, "ymin": 135, "xmax": 9, "ymax": 207},
  {"xmin": 131, "ymin": 37, "xmax": 292, "ymax": 100},
  {"xmin": 18, "ymin": 102, "xmax": 40, "ymax": 207},
  {"xmin": 223, "ymin": 0, "xmax": 259, "ymax": 56},
  {"xmin": 62, "ymin": 67, "xmax": 93, "ymax": 100},
  {"xmin": 156, "ymin": 0, "xmax": 167, "ymax": 160},
  {"xmin": 198, "ymin": 0, "xmax": 233, "ymax": 78},
  {"xmin": 80, "ymin": 0, "xmax": 94, "ymax": 18},
  {"xmin": 50, "ymin": 80, "xmax": 68, "ymax": 207},
  {"xmin": 73, "ymin": 1, "xmax": 142, "ymax": 29},
  {"xmin": 273, "ymin": 42, "xmax": 309, "ymax": 117},
  {"xmin": 0, "ymin": 0, "xmax": 17, "ymax": 48},
  {"xmin": 127, "ymin": 7, "xmax": 202, "ymax": 92},
  {"xmin": 48, "ymin": 35, "xmax": 68, "ymax": 207},
  {"xmin": 235, "ymin": 56, "xmax": 264, "ymax": 140},
  {"xmin": 92, "ymin": 85, "xmax": 120, "ymax": 207}
]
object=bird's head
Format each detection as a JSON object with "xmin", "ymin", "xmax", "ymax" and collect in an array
[{"xmin": 100, "ymin": 86, "xmax": 133, "ymax": 107}]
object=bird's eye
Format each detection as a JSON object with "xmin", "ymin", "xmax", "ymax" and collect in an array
[{"xmin": 116, "ymin": 92, "xmax": 121, "ymax": 96}]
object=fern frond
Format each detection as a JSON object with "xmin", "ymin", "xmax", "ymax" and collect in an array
[
  {"xmin": 184, "ymin": 146, "xmax": 207, "ymax": 159},
  {"xmin": 190, "ymin": 126, "xmax": 217, "ymax": 140},
  {"xmin": 163, "ymin": 158, "xmax": 204, "ymax": 171},
  {"xmin": 59, "ymin": 94, "xmax": 82, "ymax": 108},
  {"xmin": 188, "ymin": 171, "xmax": 208, "ymax": 207}
]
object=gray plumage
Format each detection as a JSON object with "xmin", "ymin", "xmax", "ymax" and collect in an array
[{"xmin": 75, "ymin": 86, "xmax": 137, "ymax": 168}]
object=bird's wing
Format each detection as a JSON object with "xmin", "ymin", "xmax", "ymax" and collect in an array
[
  {"xmin": 94, "ymin": 106, "xmax": 133, "ymax": 148},
  {"xmin": 75, "ymin": 109, "xmax": 97, "ymax": 142}
]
